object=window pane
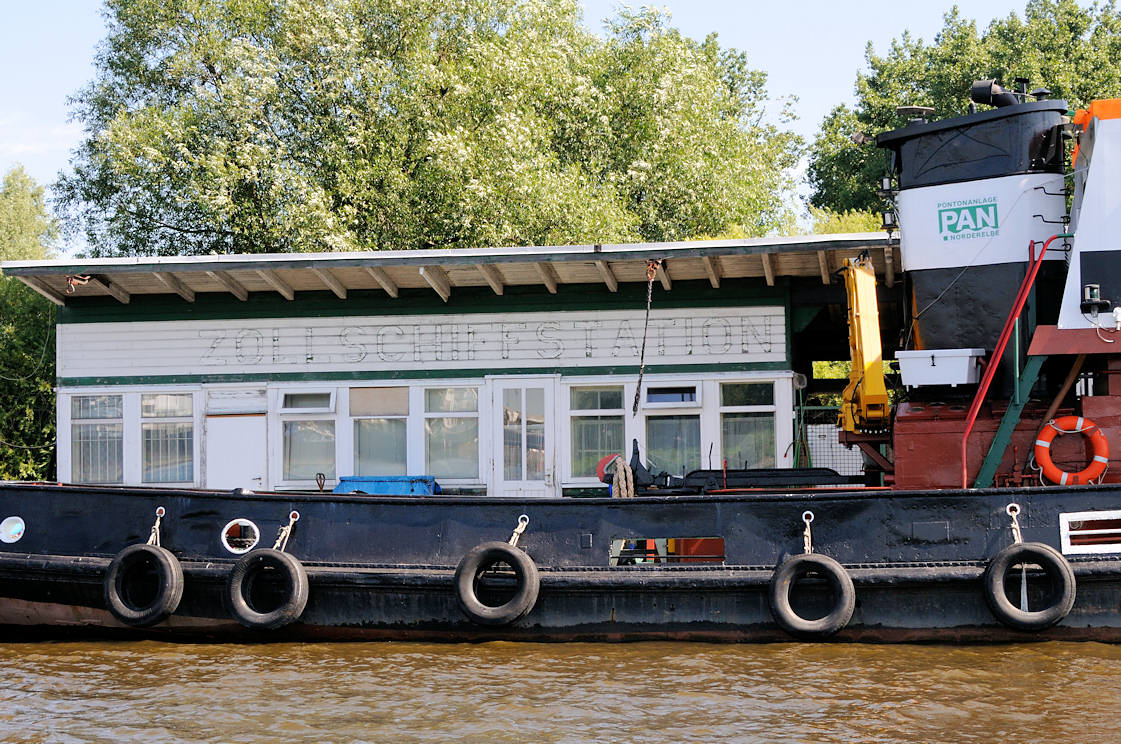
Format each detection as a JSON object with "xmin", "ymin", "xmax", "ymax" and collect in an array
[
  {"xmin": 503, "ymin": 388, "xmax": 522, "ymax": 480},
  {"xmin": 571, "ymin": 415, "xmax": 624, "ymax": 478},
  {"xmin": 645, "ymin": 415, "xmax": 700, "ymax": 475},
  {"xmin": 72, "ymin": 395, "xmax": 122, "ymax": 420},
  {"xmin": 350, "ymin": 387, "xmax": 408, "ymax": 416},
  {"xmin": 425, "ymin": 417, "xmax": 479, "ymax": 478},
  {"xmin": 526, "ymin": 388, "xmax": 545, "ymax": 481},
  {"xmin": 142, "ymin": 422, "xmax": 194, "ymax": 482},
  {"xmin": 142, "ymin": 393, "xmax": 192, "ymax": 418},
  {"xmin": 72, "ymin": 422, "xmax": 123, "ymax": 484},
  {"xmin": 721, "ymin": 383, "xmax": 775, "ymax": 407},
  {"xmin": 354, "ymin": 419, "xmax": 407, "ymax": 476},
  {"xmin": 646, "ymin": 386, "xmax": 697, "ymax": 404},
  {"xmin": 571, "ymin": 386, "xmax": 623, "ymax": 410},
  {"xmin": 722, "ymin": 413, "xmax": 776, "ymax": 469},
  {"xmin": 425, "ymin": 387, "xmax": 478, "ymax": 413},
  {"xmin": 283, "ymin": 420, "xmax": 335, "ymax": 480},
  {"xmin": 282, "ymin": 392, "xmax": 332, "ymax": 410}
]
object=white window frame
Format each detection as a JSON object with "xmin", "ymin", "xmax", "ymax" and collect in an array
[
  {"xmin": 140, "ymin": 392, "xmax": 197, "ymax": 485},
  {"xmin": 421, "ymin": 383, "xmax": 485, "ymax": 485},
  {"xmin": 641, "ymin": 383, "xmax": 703, "ymax": 409},
  {"xmin": 59, "ymin": 387, "xmax": 202, "ymax": 487},
  {"xmin": 271, "ymin": 387, "xmax": 341, "ymax": 489},
  {"xmin": 349, "ymin": 385, "xmax": 411, "ymax": 477},
  {"xmin": 565, "ymin": 383, "xmax": 627, "ymax": 483},
  {"xmin": 716, "ymin": 380, "xmax": 780, "ymax": 471}
]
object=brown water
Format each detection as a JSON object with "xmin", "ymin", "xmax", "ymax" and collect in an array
[{"xmin": 1, "ymin": 641, "xmax": 1119, "ymax": 743}]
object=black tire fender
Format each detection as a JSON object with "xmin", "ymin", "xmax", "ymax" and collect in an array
[
  {"xmin": 983, "ymin": 542, "xmax": 1075, "ymax": 631},
  {"xmin": 769, "ymin": 553, "xmax": 856, "ymax": 639},
  {"xmin": 226, "ymin": 548, "xmax": 309, "ymax": 630},
  {"xmin": 104, "ymin": 543, "xmax": 184, "ymax": 627},
  {"xmin": 454, "ymin": 541, "xmax": 539, "ymax": 626}
]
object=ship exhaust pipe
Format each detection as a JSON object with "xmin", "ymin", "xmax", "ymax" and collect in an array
[{"xmin": 971, "ymin": 79, "xmax": 1019, "ymax": 108}]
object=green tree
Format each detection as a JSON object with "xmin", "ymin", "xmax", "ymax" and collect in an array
[
  {"xmin": 808, "ymin": 0, "xmax": 1121, "ymax": 212},
  {"xmin": 57, "ymin": 0, "xmax": 800, "ymax": 256},
  {"xmin": 808, "ymin": 206, "xmax": 881, "ymax": 234},
  {"xmin": 0, "ymin": 167, "xmax": 57, "ymax": 479}
]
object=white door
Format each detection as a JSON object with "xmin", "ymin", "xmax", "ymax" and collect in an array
[
  {"xmin": 205, "ymin": 414, "xmax": 267, "ymax": 490},
  {"xmin": 492, "ymin": 379, "xmax": 556, "ymax": 498}
]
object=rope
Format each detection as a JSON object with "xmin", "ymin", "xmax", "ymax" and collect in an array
[
  {"xmin": 632, "ymin": 259, "xmax": 661, "ymax": 415},
  {"xmin": 611, "ymin": 455, "xmax": 635, "ymax": 499}
]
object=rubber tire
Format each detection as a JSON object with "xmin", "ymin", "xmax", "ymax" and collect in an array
[
  {"xmin": 769, "ymin": 553, "xmax": 856, "ymax": 639},
  {"xmin": 104, "ymin": 543, "xmax": 184, "ymax": 627},
  {"xmin": 454, "ymin": 541, "xmax": 539, "ymax": 626},
  {"xmin": 226, "ymin": 548, "xmax": 309, "ymax": 630},
  {"xmin": 983, "ymin": 542, "xmax": 1076, "ymax": 631}
]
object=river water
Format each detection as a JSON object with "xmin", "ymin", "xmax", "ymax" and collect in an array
[{"xmin": 2, "ymin": 641, "xmax": 1118, "ymax": 743}]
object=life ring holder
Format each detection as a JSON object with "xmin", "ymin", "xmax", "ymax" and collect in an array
[
  {"xmin": 104, "ymin": 506, "xmax": 184, "ymax": 627},
  {"xmin": 983, "ymin": 503, "xmax": 1076, "ymax": 631},
  {"xmin": 768, "ymin": 511, "xmax": 856, "ymax": 639},
  {"xmin": 1034, "ymin": 415, "xmax": 1110, "ymax": 485},
  {"xmin": 226, "ymin": 511, "xmax": 309, "ymax": 630}
]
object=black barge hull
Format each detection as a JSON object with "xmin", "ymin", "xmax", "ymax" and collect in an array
[{"xmin": 3, "ymin": 482, "xmax": 1121, "ymax": 642}]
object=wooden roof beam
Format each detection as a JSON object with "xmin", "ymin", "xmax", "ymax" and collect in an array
[
  {"xmin": 206, "ymin": 270, "xmax": 249, "ymax": 301},
  {"xmin": 256, "ymin": 269, "xmax": 294, "ymax": 301},
  {"xmin": 154, "ymin": 272, "xmax": 196, "ymax": 302},
  {"xmin": 88, "ymin": 274, "xmax": 130, "ymax": 304},
  {"xmin": 476, "ymin": 263, "xmax": 504, "ymax": 295},
  {"xmin": 594, "ymin": 260, "xmax": 618, "ymax": 292},
  {"xmin": 311, "ymin": 268, "xmax": 347, "ymax": 299},
  {"xmin": 816, "ymin": 251, "xmax": 830, "ymax": 285},
  {"xmin": 535, "ymin": 262, "xmax": 559, "ymax": 294},
  {"xmin": 419, "ymin": 265, "xmax": 451, "ymax": 302},
  {"xmin": 701, "ymin": 256, "xmax": 721, "ymax": 288},
  {"xmin": 760, "ymin": 253, "xmax": 775, "ymax": 287},
  {"xmin": 655, "ymin": 260, "xmax": 672, "ymax": 291},
  {"xmin": 19, "ymin": 277, "xmax": 66, "ymax": 306},
  {"xmin": 365, "ymin": 267, "xmax": 398, "ymax": 298}
]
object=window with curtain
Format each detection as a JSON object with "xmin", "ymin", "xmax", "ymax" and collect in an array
[
  {"xmin": 281, "ymin": 390, "xmax": 336, "ymax": 481},
  {"xmin": 424, "ymin": 387, "xmax": 479, "ymax": 479},
  {"xmin": 569, "ymin": 386, "xmax": 624, "ymax": 478},
  {"xmin": 645, "ymin": 414, "xmax": 701, "ymax": 476},
  {"xmin": 352, "ymin": 387, "xmax": 408, "ymax": 475},
  {"xmin": 720, "ymin": 382, "xmax": 776, "ymax": 469},
  {"xmin": 72, "ymin": 395, "xmax": 123, "ymax": 484}
]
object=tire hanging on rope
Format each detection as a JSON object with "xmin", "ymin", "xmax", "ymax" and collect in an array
[{"xmin": 632, "ymin": 259, "xmax": 662, "ymax": 416}]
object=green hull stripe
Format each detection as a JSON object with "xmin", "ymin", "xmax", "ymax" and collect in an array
[
  {"xmin": 57, "ymin": 361, "xmax": 790, "ymax": 387},
  {"xmin": 58, "ymin": 279, "xmax": 788, "ymax": 324}
]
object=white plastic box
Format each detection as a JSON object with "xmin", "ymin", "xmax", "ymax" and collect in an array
[{"xmin": 895, "ymin": 348, "xmax": 986, "ymax": 387}]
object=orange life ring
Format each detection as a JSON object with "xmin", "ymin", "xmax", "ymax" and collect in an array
[{"xmin": 1034, "ymin": 415, "xmax": 1110, "ymax": 485}]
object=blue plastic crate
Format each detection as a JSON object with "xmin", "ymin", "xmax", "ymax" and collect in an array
[{"xmin": 333, "ymin": 476, "xmax": 440, "ymax": 495}]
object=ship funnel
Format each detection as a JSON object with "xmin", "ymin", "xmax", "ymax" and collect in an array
[{"xmin": 971, "ymin": 79, "xmax": 1019, "ymax": 108}]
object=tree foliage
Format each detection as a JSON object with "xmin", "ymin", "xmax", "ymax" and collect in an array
[
  {"xmin": 58, "ymin": 0, "xmax": 800, "ymax": 256},
  {"xmin": 808, "ymin": 0, "xmax": 1121, "ymax": 212},
  {"xmin": 0, "ymin": 167, "xmax": 56, "ymax": 479}
]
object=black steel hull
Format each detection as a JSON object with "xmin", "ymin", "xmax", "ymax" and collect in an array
[{"xmin": 3, "ymin": 481, "xmax": 1121, "ymax": 642}]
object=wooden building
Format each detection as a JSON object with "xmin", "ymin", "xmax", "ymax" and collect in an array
[{"xmin": 1, "ymin": 233, "xmax": 899, "ymax": 495}]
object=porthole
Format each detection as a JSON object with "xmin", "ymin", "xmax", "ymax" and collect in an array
[
  {"xmin": 221, "ymin": 518, "xmax": 260, "ymax": 555},
  {"xmin": 0, "ymin": 516, "xmax": 25, "ymax": 544}
]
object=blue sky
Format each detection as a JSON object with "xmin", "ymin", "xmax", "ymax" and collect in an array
[{"xmin": 0, "ymin": 1, "xmax": 1046, "ymax": 198}]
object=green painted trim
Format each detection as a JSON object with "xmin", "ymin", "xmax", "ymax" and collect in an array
[
  {"xmin": 58, "ymin": 279, "xmax": 788, "ymax": 325},
  {"xmin": 973, "ymin": 355, "xmax": 1046, "ymax": 488},
  {"xmin": 57, "ymin": 361, "xmax": 791, "ymax": 387}
]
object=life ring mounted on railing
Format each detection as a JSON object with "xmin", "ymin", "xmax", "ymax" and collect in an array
[{"xmin": 1034, "ymin": 415, "xmax": 1110, "ymax": 485}]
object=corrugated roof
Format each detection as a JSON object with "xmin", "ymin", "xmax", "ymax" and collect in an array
[{"xmin": 0, "ymin": 232, "xmax": 898, "ymax": 306}]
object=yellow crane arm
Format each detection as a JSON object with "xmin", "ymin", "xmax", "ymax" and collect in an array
[{"xmin": 839, "ymin": 253, "xmax": 890, "ymax": 433}]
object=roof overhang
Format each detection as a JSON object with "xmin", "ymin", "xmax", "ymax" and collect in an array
[{"xmin": 0, "ymin": 233, "xmax": 899, "ymax": 306}]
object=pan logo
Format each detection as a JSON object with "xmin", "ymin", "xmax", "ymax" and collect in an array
[{"xmin": 937, "ymin": 197, "xmax": 999, "ymax": 241}]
